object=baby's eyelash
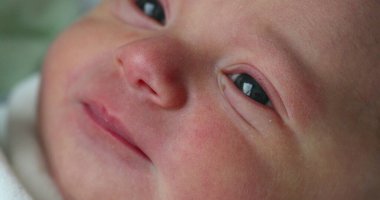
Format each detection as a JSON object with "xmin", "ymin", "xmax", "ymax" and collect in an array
[
  {"xmin": 135, "ymin": 0, "xmax": 166, "ymax": 25},
  {"xmin": 229, "ymin": 73, "xmax": 271, "ymax": 106}
]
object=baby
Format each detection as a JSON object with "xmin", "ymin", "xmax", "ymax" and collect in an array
[{"xmin": 9, "ymin": 0, "xmax": 380, "ymax": 199}]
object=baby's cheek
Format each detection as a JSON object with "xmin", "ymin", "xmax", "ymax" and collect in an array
[{"xmin": 157, "ymin": 116, "xmax": 272, "ymax": 200}]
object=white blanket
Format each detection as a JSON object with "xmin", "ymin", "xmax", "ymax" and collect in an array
[{"xmin": 0, "ymin": 75, "xmax": 62, "ymax": 200}]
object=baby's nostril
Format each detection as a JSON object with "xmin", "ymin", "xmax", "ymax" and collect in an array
[
  {"xmin": 137, "ymin": 79, "xmax": 157, "ymax": 95},
  {"xmin": 117, "ymin": 57, "xmax": 124, "ymax": 66}
]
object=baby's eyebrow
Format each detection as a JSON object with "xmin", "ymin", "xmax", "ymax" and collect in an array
[
  {"xmin": 230, "ymin": 24, "xmax": 323, "ymax": 124},
  {"xmin": 231, "ymin": 25, "xmax": 305, "ymax": 79}
]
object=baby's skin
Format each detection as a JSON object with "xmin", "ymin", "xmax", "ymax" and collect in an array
[{"xmin": 38, "ymin": 0, "xmax": 380, "ymax": 199}]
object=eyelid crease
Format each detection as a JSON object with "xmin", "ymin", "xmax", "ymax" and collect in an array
[
  {"xmin": 219, "ymin": 74, "xmax": 285, "ymax": 134},
  {"xmin": 222, "ymin": 65, "xmax": 289, "ymax": 120}
]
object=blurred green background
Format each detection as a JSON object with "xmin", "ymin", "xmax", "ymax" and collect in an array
[{"xmin": 0, "ymin": 0, "xmax": 98, "ymax": 99}]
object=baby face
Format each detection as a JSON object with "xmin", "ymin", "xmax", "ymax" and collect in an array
[{"xmin": 39, "ymin": 0, "xmax": 380, "ymax": 199}]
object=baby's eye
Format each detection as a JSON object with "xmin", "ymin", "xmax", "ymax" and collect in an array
[
  {"xmin": 135, "ymin": 0, "xmax": 166, "ymax": 24},
  {"xmin": 230, "ymin": 73, "xmax": 270, "ymax": 106}
]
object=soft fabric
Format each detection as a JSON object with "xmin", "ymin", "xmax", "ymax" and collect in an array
[{"xmin": 0, "ymin": 75, "xmax": 62, "ymax": 200}]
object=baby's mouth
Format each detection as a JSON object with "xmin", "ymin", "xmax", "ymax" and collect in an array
[{"xmin": 82, "ymin": 101, "xmax": 150, "ymax": 161}]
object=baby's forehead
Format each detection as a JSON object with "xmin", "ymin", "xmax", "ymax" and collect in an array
[
  {"xmin": 208, "ymin": 0, "xmax": 380, "ymax": 117},
  {"xmin": 254, "ymin": 0, "xmax": 379, "ymax": 71}
]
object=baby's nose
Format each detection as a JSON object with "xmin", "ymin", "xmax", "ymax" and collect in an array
[{"xmin": 115, "ymin": 36, "xmax": 187, "ymax": 109}]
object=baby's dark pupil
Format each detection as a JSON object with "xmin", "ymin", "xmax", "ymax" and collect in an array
[
  {"xmin": 233, "ymin": 74, "xmax": 269, "ymax": 105},
  {"xmin": 136, "ymin": 0, "xmax": 165, "ymax": 24}
]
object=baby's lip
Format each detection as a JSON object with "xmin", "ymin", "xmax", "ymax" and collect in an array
[{"xmin": 82, "ymin": 101, "xmax": 150, "ymax": 161}]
